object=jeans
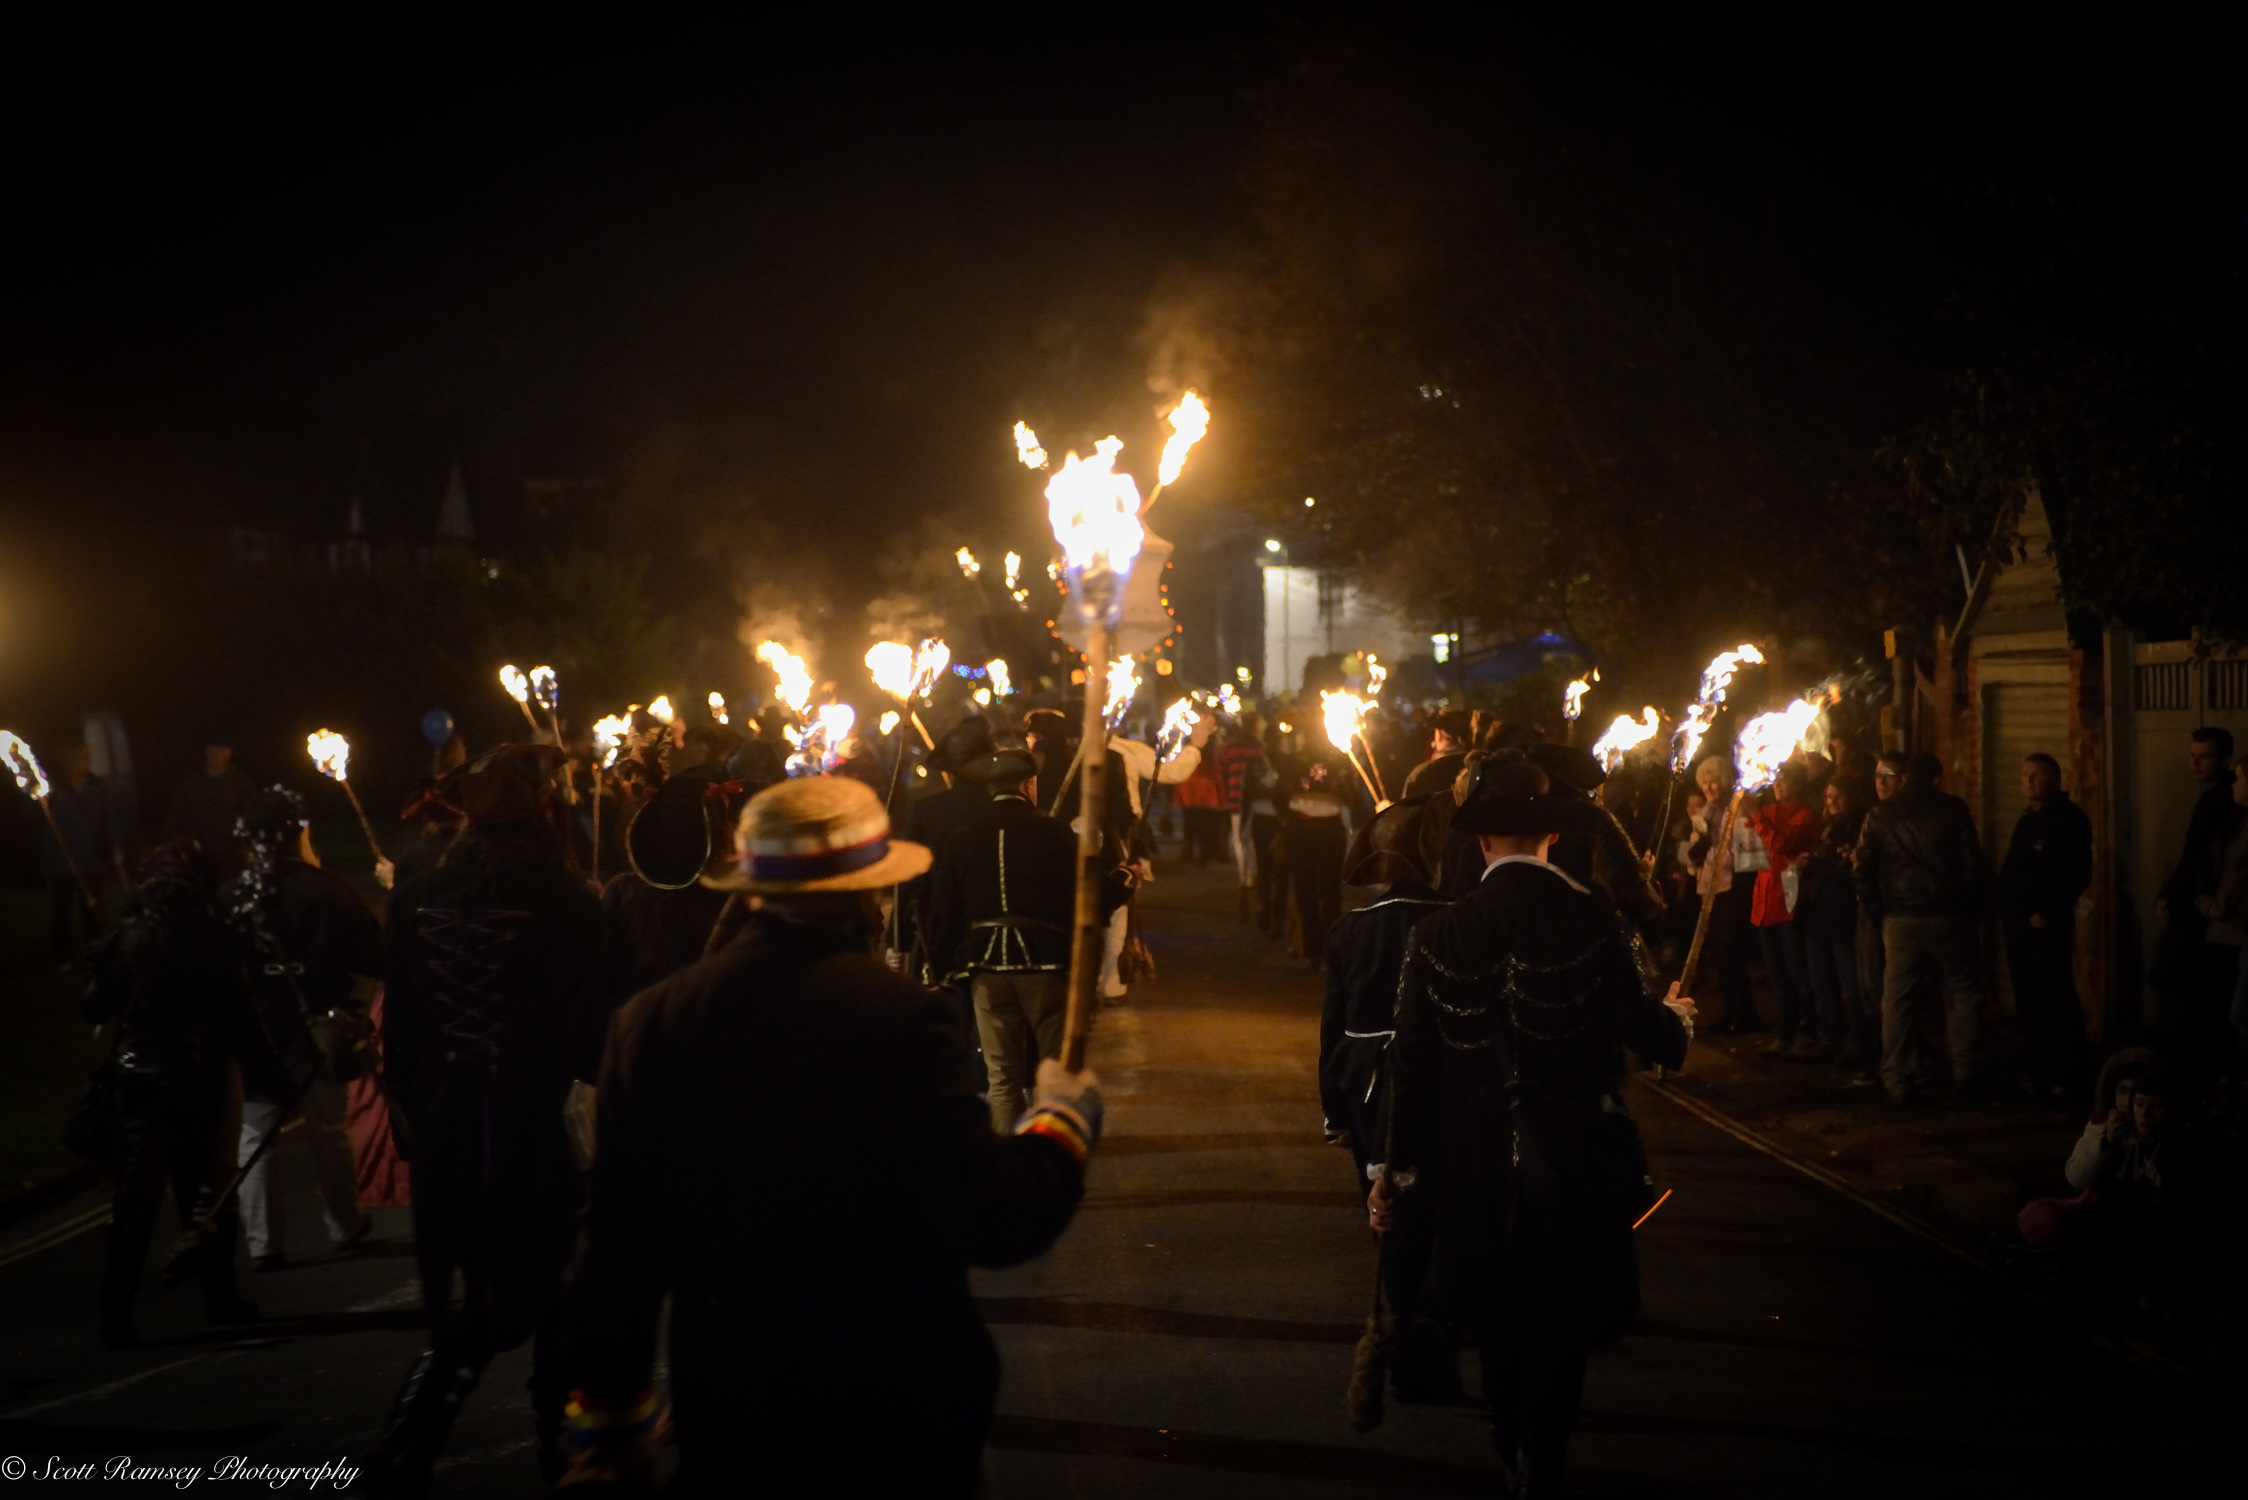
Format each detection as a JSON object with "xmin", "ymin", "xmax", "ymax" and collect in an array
[
  {"xmin": 1802, "ymin": 931, "xmax": 1866, "ymax": 1052},
  {"xmin": 969, "ymin": 969, "xmax": 1069, "ymax": 1131},
  {"xmin": 1878, "ymin": 915, "xmax": 1986, "ymax": 1097},
  {"xmin": 1755, "ymin": 922, "xmax": 1812, "ymax": 1041},
  {"xmin": 238, "ymin": 1077, "xmax": 368, "ymax": 1258}
]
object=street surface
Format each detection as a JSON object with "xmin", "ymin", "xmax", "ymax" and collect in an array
[{"xmin": 0, "ymin": 862, "xmax": 2240, "ymax": 1496}]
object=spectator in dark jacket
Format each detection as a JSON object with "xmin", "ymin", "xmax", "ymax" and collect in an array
[
  {"xmin": 1854, "ymin": 752, "xmax": 1988, "ymax": 1101},
  {"xmin": 165, "ymin": 739, "xmax": 260, "ymax": 875},
  {"xmin": 1998, "ymin": 753, "xmax": 2094, "ymax": 1100},
  {"xmin": 1795, "ymin": 776, "xmax": 1872, "ymax": 1066},
  {"xmin": 2151, "ymin": 727, "xmax": 2243, "ymax": 1053}
]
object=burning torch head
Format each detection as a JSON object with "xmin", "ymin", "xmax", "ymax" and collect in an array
[
  {"xmin": 0, "ymin": 731, "xmax": 51, "ymax": 800},
  {"xmin": 1045, "ymin": 437, "xmax": 1144, "ymax": 625}
]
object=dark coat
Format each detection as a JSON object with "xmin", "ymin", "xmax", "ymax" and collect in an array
[
  {"xmin": 924, "ymin": 793, "xmax": 1075, "ymax": 980},
  {"xmin": 1391, "ymin": 860, "xmax": 1687, "ymax": 1344},
  {"xmin": 894, "ymin": 780, "xmax": 996, "ymax": 964},
  {"xmin": 165, "ymin": 766, "xmax": 261, "ymax": 869},
  {"xmin": 1794, "ymin": 807, "xmax": 1867, "ymax": 943},
  {"xmin": 1999, "ymin": 793, "xmax": 2094, "ymax": 930},
  {"xmin": 1320, "ymin": 883, "xmax": 1449, "ymax": 1172},
  {"xmin": 85, "ymin": 890, "xmax": 283, "ymax": 1094},
  {"xmin": 1402, "ymin": 752, "xmax": 1466, "ymax": 802},
  {"xmin": 229, "ymin": 860, "xmax": 384, "ymax": 1086},
  {"xmin": 2160, "ymin": 780, "xmax": 2246, "ymax": 928},
  {"xmin": 384, "ymin": 826, "xmax": 605, "ymax": 1341},
  {"xmin": 601, "ymin": 875, "xmax": 730, "ymax": 1004},
  {"xmin": 1853, "ymin": 784, "xmax": 1986, "ymax": 920},
  {"xmin": 566, "ymin": 911, "xmax": 1084, "ymax": 1481}
]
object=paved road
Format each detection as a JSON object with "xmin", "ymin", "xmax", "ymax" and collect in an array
[{"xmin": 1, "ymin": 862, "xmax": 2239, "ymax": 1496}]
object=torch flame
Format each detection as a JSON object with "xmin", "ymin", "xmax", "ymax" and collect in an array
[
  {"xmin": 529, "ymin": 665, "xmax": 559, "ymax": 713},
  {"xmin": 648, "ymin": 695, "xmax": 675, "ymax": 725},
  {"xmin": 956, "ymin": 547, "xmax": 980, "ymax": 579},
  {"xmin": 1, "ymin": 730, "xmax": 51, "ymax": 799},
  {"xmin": 1674, "ymin": 644, "xmax": 1766, "ymax": 771},
  {"xmin": 1013, "ymin": 421, "xmax": 1048, "ymax": 470},
  {"xmin": 1045, "ymin": 437, "xmax": 1145, "ymax": 611},
  {"xmin": 879, "ymin": 710, "xmax": 901, "ymax": 737},
  {"xmin": 984, "ymin": 658, "xmax": 1013, "ymax": 698},
  {"xmin": 500, "ymin": 665, "xmax": 530, "ymax": 703},
  {"xmin": 592, "ymin": 713, "xmax": 632, "ymax": 768},
  {"xmin": 786, "ymin": 703, "xmax": 858, "ymax": 776},
  {"xmin": 910, "ymin": 638, "xmax": 951, "ymax": 700},
  {"xmin": 1004, "ymin": 552, "xmax": 1021, "ymax": 588},
  {"xmin": 708, "ymin": 691, "xmax": 728, "ymax": 724},
  {"xmin": 306, "ymin": 729, "xmax": 351, "ymax": 782},
  {"xmin": 1103, "ymin": 656, "xmax": 1139, "ymax": 728},
  {"xmin": 1157, "ymin": 697, "xmax": 1198, "ymax": 762},
  {"xmin": 1320, "ymin": 689, "xmax": 1373, "ymax": 755},
  {"xmin": 1563, "ymin": 668, "xmax": 1599, "ymax": 722},
  {"xmin": 1365, "ymin": 653, "xmax": 1388, "ymax": 696},
  {"xmin": 1156, "ymin": 390, "xmax": 1210, "ymax": 488},
  {"xmin": 1734, "ymin": 696, "xmax": 1826, "ymax": 792},
  {"xmin": 865, "ymin": 642, "xmax": 914, "ymax": 700},
  {"xmin": 756, "ymin": 642, "xmax": 814, "ymax": 715},
  {"xmin": 1591, "ymin": 708, "xmax": 1663, "ymax": 772}
]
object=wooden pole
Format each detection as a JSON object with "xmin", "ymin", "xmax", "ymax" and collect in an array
[
  {"xmin": 1341, "ymin": 743, "xmax": 1383, "ymax": 807},
  {"xmin": 590, "ymin": 771, "xmax": 605, "ymax": 881},
  {"xmin": 36, "ymin": 797, "xmax": 98, "ymax": 905},
  {"xmin": 1678, "ymin": 792, "xmax": 1743, "ymax": 993},
  {"xmin": 1353, "ymin": 731, "xmax": 1389, "ymax": 802},
  {"xmin": 1059, "ymin": 616, "xmax": 1112, "ymax": 1073},
  {"xmin": 334, "ymin": 779, "xmax": 385, "ymax": 866}
]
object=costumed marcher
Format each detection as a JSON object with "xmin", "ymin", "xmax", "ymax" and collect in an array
[
  {"xmin": 82, "ymin": 841, "xmax": 285, "ymax": 1347},
  {"xmin": 363, "ymin": 745, "xmax": 607, "ymax": 1497},
  {"xmin": 1102, "ymin": 708, "xmax": 1213, "ymax": 996},
  {"xmin": 1377, "ymin": 753, "xmax": 1692, "ymax": 1494},
  {"xmin": 227, "ymin": 787, "xmax": 380, "ymax": 1272},
  {"xmin": 1214, "ymin": 717, "xmax": 1270, "ymax": 922},
  {"xmin": 1318, "ymin": 796, "xmax": 1457, "ymax": 1402},
  {"xmin": 1519, "ymin": 742, "xmax": 1666, "ymax": 934},
  {"xmin": 1401, "ymin": 709, "xmax": 1471, "ymax": 801},
  {"xmin": 892, "ymin": 715, "xmax": 1004, "ymax": 981},
  {"xmin": 554, "ymin": 775, "xmax": 1096, "ymax": 1498},
  {"xmin": 603, "ymin": 762, "xmax": 750, "ymax": 1002},
  {"xmin": 1282, "ymin": 760, "xmax": 1349, "ymax": 960},
  {"xmin": 924, "ymin": 744, "xmax": 1079, "ymax": 1131}
]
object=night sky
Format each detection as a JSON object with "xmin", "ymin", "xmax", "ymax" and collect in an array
[{"xmin": 0, "ymin": 13, "xmax": 2234, "ymax": 778}]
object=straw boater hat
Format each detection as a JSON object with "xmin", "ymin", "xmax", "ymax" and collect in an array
[
  {"xmin": 1449, "ymin": 751, "xmax": 1604, "ymax": 837},
  {"xmin": 702, "ymin": 775, "xmax": 930, "ymax": 893}
]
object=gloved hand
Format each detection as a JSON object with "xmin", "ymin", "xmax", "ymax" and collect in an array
[
  {"xmin": 1662, "ymin": 981, "xmax": 1698, "ymax": 1039},
  {"xmin": 1030, "ymin": 1058, "xmax": 1104, "ymax": 1145}
]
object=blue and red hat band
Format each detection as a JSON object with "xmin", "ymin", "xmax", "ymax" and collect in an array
[{"xmin": 744, "ymin": 834, "xmax": 889, "ymax": 882}]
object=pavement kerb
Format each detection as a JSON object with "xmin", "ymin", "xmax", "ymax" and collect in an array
[{"xmin": 1637, "ymin": 1072, "xmax": 2224, "ymax": 1398}]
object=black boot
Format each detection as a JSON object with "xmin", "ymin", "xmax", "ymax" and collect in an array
[
  {"xmin": 199, "ymin": 1205, "xmax": 259, "ymax": 1326},
  {"xmin": 362, "ymin": 1348, "xmax": 486, "ymax": 1500}
]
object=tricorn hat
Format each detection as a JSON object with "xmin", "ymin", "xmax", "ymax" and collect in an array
[
  {"xmin": 627, "ymin": 767, "xmax": 741, "ymax": 890},
  {"xmin": 436, "ymin": 744, "xmax": 568, "ymax": 825},
  {"xmin": 1450, "ymin": 751, "xmax": 1604, "ymax": 837},
  {"xmin": 703, "ymin": 775, "xmax": 931, "ymax": 893},
  {"xmin": 1342, "ymin": 795, "xmax": 1441, "ymax": 887},
  {"xmin": 926, "ymin": 715, "xmax": 997, "ymax": 774},
  {"xmin": 953, "ymin": 745, "xmax": 1039, "ymax": 787},
  {"xmin": 1523, "ymin": 741, "xmax": 1607, "ymax": 793}
]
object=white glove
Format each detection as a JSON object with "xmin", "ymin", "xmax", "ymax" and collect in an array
[{"xmin": 1030, "ymin": 1058, "xmax": 1104, "ymax": 1144}]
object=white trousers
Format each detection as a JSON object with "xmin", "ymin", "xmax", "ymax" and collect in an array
[
  {"xmin": 1229, "ymin": 811, "xmax": 1258, "ymax": 889},
  {"xmin": 237, "ymin": 1077, "xmax": 367, "ymax": 1258},
  {"xmin": 1099, "ymin": 904, "xmax": 1131, "ymax": 999}
]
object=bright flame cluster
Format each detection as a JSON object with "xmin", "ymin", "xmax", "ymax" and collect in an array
[
  {"xmin": 500, "ymin": 665, "xmax": 531, "ymax": 704},
  {"xmin": 1674, "ymin": 644, "xmax": 1765, "ymax": 771},
  {"xmin": 1013, "ymin": 421, "xmax": 1047, "ymax": 470},
  {"xmin": 647, "ymin": 696, "xmax": 676, "ymax": 725},
  {"xmin": 529, "ymin": 665, "xmax": 559, "ymax": 714},
  {"xmin": 1156, "ymin": 697, "xmax": 1199, "ymax": 762},
  {"xmin": 1321, "ymin": 689, "xmax": 1373, "ymax": 755},
  {"xmin": 1045, "ymin": 437, "xmax": 1145, "ymax": 603},
  {"xmin": 1364, "ymin": 654, "xmax": 1388, "ymax": 696},
  {"xmin": 757, "ymin": 642, "xmax": 814, "ymax": 716},
  {"xmin": 1563, "ymin": 668, "xmax": 1599, "ymax": 722},
  {"xmin": 1, "ymin": 731, "xmax": 50, "ymax": 799},
  {"xmin": 879, "ymin": 710, "xmax": 901, "ymax": 737},
  {"xmin": 592, "ymin": 713, "xmax": 633, "ymax": 768},
  {"xmin": 708, "ymin": 692, "xmax": 728, "ymax": 724},
  {"xmin": 985, "ymin": 658, "xmax": 1012, "ymax": 698},
  {"xmin": 1156, "ymin": 391, "xmax": 1210, "ymax": 488},
  {"xmin": 1591, "ymin": 708, "xmax": 1663, "ymax": 772},
  {"xmin": 307, "ymin": 729, "xmax": 351, "ymax": 782},
  {"xmin": 1735, "ymin": 695, "xmax": 1826, "ymax": 792},
  {"xmin": 866, "ymin": 639, "xmax": 950, "ymax": 702},
  {"xmin": 956, "ymin": 547, "xmax": 980, "ymax": 579},
  {"xmin": 1104, "ymin": 656, "xmax": 1140, "ymax": 728},
  {"xmin": 787, "ymin": 703, "xmax": 857, "ymax": 776}
]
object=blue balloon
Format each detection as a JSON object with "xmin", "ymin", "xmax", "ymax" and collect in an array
[{"xmin": 421, "ymin": 709, "xmax": 457, "ymax": 747}]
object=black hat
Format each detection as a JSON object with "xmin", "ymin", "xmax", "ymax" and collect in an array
[
  {"xmin": 235, "ymin": 786, "xmax": 310, "ymax": 849},
  {"xmin": 1450, "ymin": 751, "xmax": 1604, "ymax": 836},
  {"xmin": 926, "ymin": 715, "xmax": 997, "ymax": 774},
  {"xmin": 627, "ymin": 766, "xmax": 735, "ymax": 890},
  {"xmin": 1524, "ymin": 741, "xmax": 1606, "ymax": 793},
  {"xmin": 1022, "ymin": 708, "xmax": 1075, "ymax": 742},
  {"xmin": 953, "ymin": 745, "xmax": 1039, "ymax": 787},
  {"xmin": 1342, "ymin": 795, "xmax": 1440, "ymax": 887}
]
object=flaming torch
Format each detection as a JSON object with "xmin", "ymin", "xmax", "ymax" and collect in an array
[
  {"xmin": 1156, "ymin": 697, "xmax": 1199, "ymax": 764},
  {"xmin": 708, "ymin": 692, "xmax": 728, "ymax": 725},
  {"xmin": 1678, "ymin": 690, "xmax": 1824, "ymax": 993},
  {"xmin": 589, "ymin": 712, "xmax": 633, "ymax": 882},
  {"xmin": 985, "ymin": 658, "xmax": 1013, "ymax": 699},
  {"xmin": 2, "ymin": 730, "xmax": 95, "ymax": 901},
  {"xmin": 1047, "ymin": 434, "xmax": 1146, "ymax": 1071},
  {"xmin": 1013, "ymin": 421, "xmax": 1048, "ymax": 470},
  {"xmin": 1651, "ymin": 644, "xmax": 1766, "ymax": 853},
  {"xmin": 1103, "ymin": 656, "xmax": 1139, "ymax": 730},
  {"xmin": 1591, "ymin": 707, "xmax": 1663, "ymax": 774},
  {"xmin": 529, "ymin": 665, "xmax": 562, "ymax": 742},
  {"xmin": 1563, "ymin": 668, "xmax": 1598, "ymax": 741},
  {"xmin": 499, "ymin": 665, "xmax": 543, "ymax": 736},
  {"xmin": 1146, "ymin": 390, "xmax": 1210, "ymax": 505},
  {"xmin": 1321, "ymin": 689, "xmax": 1388, "ymax": 806},
  {"xmin": 307, "ymin": 728, "xmax": 387, "ymax": 867}
]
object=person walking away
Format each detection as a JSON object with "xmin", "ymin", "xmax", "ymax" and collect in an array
[
  {"xmin": 924, "ymin": 746, "xmax": 1078, "ymax": 1131},
  {"xmin": 226, "ymin": 789, "xmax": 379, "ymax": 1273},
  {"xmin": 1377, "ymin": 753, "xmax": 1692, "ymax": 1493},
  {"xmin": 894, "ymin": 717, "xmax": 1004, "ymax": 974},
  {"xmin": 1319, "ymin": 797, "xmax": 1455, "ymax": 1402},
  {"xmin": 1688, "ymin": 756, "xmax": 1764, "ymax": 1034},
  {"xmin": 1746, "ymin": 763, "xmax": 1821, "ymax": 1059},
  {"xmin": 1854, "ymin": 752, "xmax": 1989, "ymax": 1102},
  {"xmin": 1175, "ymin": 756, "xmax": 1227, "ymax": 864},
  {"xmin": 363, "ymin": 746, "xmax": 606, "ymax": 1496},
  {"xmin": 1100, "ymin": 708, "xmax": 1214, "ymax": 998},
  {"xmin": 1401, "ymin": 709, "xmax": 1471, "ymax": 800},
  {"xmin": 1214, "ymin": 717, "xmax": 1269, "ymax": 921},
  {"xmin": 1998, "ymin": 753, "xmax": 2095, "ymax": 1102},
  {"xmin": 32, "ymin": 741, "xmax": 128, "ymax": 966},
  {"xmin": 554, "ymin": 776, "xmax": 1095, "ymax": 1497},
  {"xmin": 1795, "ymin": 775, "xmax": 1873, "ymax": 1069},
  {"xmin": 83, "ymin": 842, "xmax": 284, "ymax": 1347},
  {"xmin": 1282, "ymin": 761, "xmax": 1349, "ymax": 961},
  {"xmin": 2150, "ymin": 728, "xmax": 2243, "ymax": 1048},
  {"xmin": 166, "ymin": 736, "xmax": 260, "ymax": 876}
]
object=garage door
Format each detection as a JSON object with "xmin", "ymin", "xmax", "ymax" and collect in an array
[{"xmin": 1983, "ymin": 682, "xmax": 2070, "ymax": 858}]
